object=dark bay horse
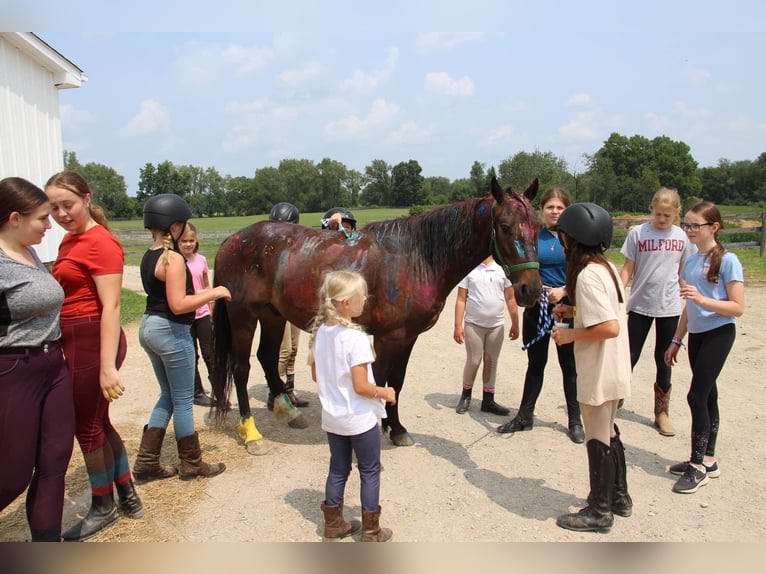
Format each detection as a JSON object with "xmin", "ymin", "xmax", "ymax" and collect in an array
[{"xmin": 210, "ymin": 177, "xmax": 542, "ymax": 454}]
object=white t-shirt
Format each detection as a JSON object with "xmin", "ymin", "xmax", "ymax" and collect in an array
[
  {"xmin": 621, "ymin": 222, "xmax": 695, "ymax": 316},
  {"xmin": 458, "ymin": 260, "xmax": 511, "ymax": 328},
  {"xmin": 312, "ymin": 323, "xmax": 386, "ymax": 435},
  {"xmin": 574, "ymin": 262, "xmax": 632, "ymax": 406}
]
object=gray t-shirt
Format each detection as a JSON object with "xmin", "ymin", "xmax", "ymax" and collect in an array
[
  {"xmin": 620, "ymin": 223, "xmax": 695, "ymax": 317},
  {"xmin": 0, "ymin": 247, "xmax": 64, "ymax": 346}
]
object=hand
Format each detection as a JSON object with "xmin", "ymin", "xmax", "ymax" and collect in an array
[
  {"xmin": 101, "ymin": 367, "xmax": 125, "ymax": 402},
  {"xmin": 214, "ymin": 286, "xmax": 232, "ymax": 302},
  {"xmin": 508, "ymin": 323, "xmax": 519, "ymax": 340},
  {"xmin": 664, "ymin": 344, "xmax": 680, "ymax": 367},
  {"xmin": 545, "ymin": 286, "xmax": 566, "ymax": 304},
  {"xmin": 553, "ymin": 303, "xmax": 574, "ymax": 321},
  {"xmin": 680, "ymin": 284, "xmax": 703, "ymax": 305},
  {"xmin": 382, "ymin": 387, "xmax": 397, "ymax": 405},
  {"xmin": 453, "ymin": 326, "xmax": 465, "ymax": 344},
  {"xmin": 551, "ymin": 326, "xmax": 574, "ymax": 346}
]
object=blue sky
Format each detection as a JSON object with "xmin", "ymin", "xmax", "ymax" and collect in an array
[{"xmin": 19, "ymin": 1, "xmax": 766, "ymax": 195}]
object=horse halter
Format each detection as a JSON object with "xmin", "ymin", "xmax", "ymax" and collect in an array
[{"xmin": 490, "ymin": 196, "xmax": 540, "ymax": 276}]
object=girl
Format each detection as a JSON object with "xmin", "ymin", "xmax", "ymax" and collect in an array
[
  {"xmin": 498, "ymin": 187, "xmax": 583, "ymax": 443},
  {"xmin": 177, "ymin": 222, "xmax": 214, "ymax": 407},
  {"xmin": 0, "ymin": 177, "xmax": 74, "ymax": 542},
  {"xmin": 307, "ymin": 270, "xmax": 396, "ymax": 542},
  {"xmin": 453, "ymin": 254, "xmax": 519, "ymax": 416},
  {"xmin": 46, "ymin": 171, "xmax": 143, "ymax": 542},
  {"xmin": 551, "ymin": 202, "xmax": 632, "ymax": 533},
  {"xmin": 664, "ymin": 202, "xmax": 744, "ymax": 494},
  {"xmin": 135, "ymin": 194, "xmax": 230, "ymax": 481},
  {"xmin": 620, "ymin": 188, "xmax": 695, "ymax": 436}
]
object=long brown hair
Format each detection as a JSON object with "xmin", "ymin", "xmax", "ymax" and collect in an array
[
  {"xmin": 539, "ymin": 187, "xmax": 571, "ymax": 211},
  {"xmin": 687, "ymin": 201, "xmax": 726, "ymax": 284},
  {"xmin": 45, "ymin": 171, "xmax": 111, "ymax": 232},
  {"xmin": 563, "ymin": 239, "xmax": 624, "ymax": 304},
  {"xmin": 0, "ymin": 177, "xmax": 48, "ymax": 227}
]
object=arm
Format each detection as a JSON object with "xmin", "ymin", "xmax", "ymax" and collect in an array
[
  {"xmin": 552, "ymin": 319, "xmax": 620, "ymax": 346},
  {"xmin": 203, "ymin": 269, "xmax": 214, "ymax": 316},
  {"xmin": 545, "ymin": 285, "xmax": 567, "ymax": 304},
  {"xmin": 619, "ymin": 258, "xmax": 635, "ymax": 290},
  {"xmin": 504, "ymin": 285, "xmax": 519, "ymax": 340},
  {"xmin": 453, "ymin": 287, "xmax": 467, "ymax": 343},
  {"xmin": 351, "ymin": 364, "xmax": 396, "ymax": 403},
  {"xmin": 93, "ymin": 273, "xmax": 123, "ymax": 401},
  {"xmin": 161, "ymin": 251, "xmax": 231, "ymax": 315},
  {"xmin": 680, "ymin": 280, "xmax": 744, "ymax": 318},
  {"xmin": 664, "ymin": 307, "xmax": 689, "ymax": 367}
]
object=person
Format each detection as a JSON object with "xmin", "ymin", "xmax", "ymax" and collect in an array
[
  {"xmin": 497, "ymin": 187, "xmax": 584, "ymax": 443},
  {"xmin": 134, "ymin": 194, "xmax": 231, "ymax": 481},
  {"xmin": 266, "ymin": 202, "xmax": 309, "ymax": 410},
  {"xmin": 0, "ymin": 176, "xmax": 75, "ymax": 542},
  {"xmin": 664, "ymin": 202, "xmax": 744, "ymax": 494},
  {"xmin": 550, "ymin": 202, "xmax": 632, "ymax": 533},
  {"xmin": 45, "ymin": 171, "xmax": 143, "ymax": 542},
  {"xmin": 322, "ymin": 207, "xmax": 358, "ymax": 237},
  {"xmin": 620, "ymin": 187, "xmax": 696, "ymax": 436},
  {"xmin": 177, "ymin": 222, "xmax": 215, "ymax": 407},
  {"xmin": 307, "ymin": 270, "xmax": 396, "ymax": 542},
  {"xmin": 453, "ymin": 255, "xmax": 519, "ymax": 415}
]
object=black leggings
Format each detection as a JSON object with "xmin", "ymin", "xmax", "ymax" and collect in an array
[
  {"xmin": 686, "ymin": 323, "xmax": 736, "ymax": 463},
  {"xmin": 627, "ymin": 312, "xmax": 679, "ymax": 392}
]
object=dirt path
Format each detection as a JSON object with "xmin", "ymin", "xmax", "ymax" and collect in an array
[{"xmin": 2, "ymin": 269, "xmax": 765, "ymax": 542}]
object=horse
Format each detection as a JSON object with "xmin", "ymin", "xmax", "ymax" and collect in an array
[{"xmin": 210, "ymin": 176, "xmax": 542, "ymax": 454}]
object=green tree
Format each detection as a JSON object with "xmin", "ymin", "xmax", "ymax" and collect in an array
[
  {"xmin": 497, "ymin": 150, "xmax": 570, "ymax": 199},
  {"xmin": 469, "ymin": 161, "xmax": 488, "ymax": 197},
  {"xmin": 344, "ymin": 169, "xmax": 365, "ymax": 207},
  {"xmin": 318, "ymin": 158, "xmax": 349, "ymax": 211},
  {"xmin": 391, "ymin": 160, "xmax": 425, "ymax": 206},
  {"xmin": 423, "ymin": 176, "xmax": 452, "ymax": 205},
  {"xmin": 78, "ymin": 162, "xmax": 134, "ymax": 218},
  {"xmin": 362, "ymin": 159, "xmax": 392, "ymax": 206},
  {"xmin": 278, "ymin": 159, "xmax": 320, "ymax": 212}
]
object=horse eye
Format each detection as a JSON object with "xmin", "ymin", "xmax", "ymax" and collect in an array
[{"xmin": 500, "ymin": 224, "xmax": 512, "ymax": 234}]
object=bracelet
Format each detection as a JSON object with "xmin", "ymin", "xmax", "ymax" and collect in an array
[
  {"xmin": 671, "ymin": 337, "xmax": 685, "ymax": 349},
  {"xmin": 372, "ymin": 388, "xmax": 379, "ymax": 399}
]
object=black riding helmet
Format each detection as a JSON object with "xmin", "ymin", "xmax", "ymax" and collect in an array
[
  {"xmin": 143, "ymin": 193, "xmax": 193, "ymax": 231},
  {"xmin": 269, "ymin": 202, "xmax": 300, "ymax": 224},
  {"xmin": 322, "ymin": 207, "xmax": 357, "ymax": 230},
  {"xmin": 553, "ymin": 202, "xmax": 613, "ymax": 251}
]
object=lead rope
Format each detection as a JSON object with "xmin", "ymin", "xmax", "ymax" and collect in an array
[{"xmin": 522, "ymin": 288, "xmax": 553, "ymax": 351}]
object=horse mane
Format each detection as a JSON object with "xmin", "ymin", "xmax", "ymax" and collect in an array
[{"xmin": 363, "ymin": 195, "xmax": 492, "ymax": 276}]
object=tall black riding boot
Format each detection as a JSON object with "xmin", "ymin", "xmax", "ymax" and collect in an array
[
  {"xmin": 480, "ymin": 391, "xmax": 510, "ymax": 416},
  {"xmin": 556, "ymin": 439, "xmax": 615, "ymax": 533},
  {"xmin": 610, "ymin": 425, "xmax": 632, "ymax": 517},
  {"xmin": 116, "ymin": 479, "xmax": 145, "ymax": 518},
  {"xmin": 30, "ymin": 527, "xmax": 61, "ymax": 542},
  {"xmin": 62, "ymin": 491, "xmax": 119, "ymax": 541},
  {"xmin": 456, "ymin": 388, "xmax": 472, "ymax": 414}
]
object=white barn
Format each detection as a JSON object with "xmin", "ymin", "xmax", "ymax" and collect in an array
[{"xmin": 0, "ymin": 32, "xmax": 87, "ymax": 262}]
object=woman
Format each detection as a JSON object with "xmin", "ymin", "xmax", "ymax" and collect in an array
[
  {"xmin": 135, "ymin": 194, "xmax": 230, "ymax": 481},
  {"xmin": 664, "ymin": 202, "xmax": 744, "ymax": 494},
  {"xmin": 0, "ymin": 177, "xmax": 74, "ymax": 542},
  {"xmin": 46, "ymin": 171, "xmax": 143, "ymax": 542},
  {"xmin": 498, "ymin": 187, "xmax": 583, "ymax": 443},
  {"xmin": 551, "ymin": 202, "xmax": 632, "ymax": 533}
]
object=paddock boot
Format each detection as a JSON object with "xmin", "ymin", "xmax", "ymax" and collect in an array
[
  {"xmin": 456, "ymin": 388, "xmax": 472, "ymax": 414},
  {"xmin": 177, "ymin": 432, "xmax": 226, "ymax": 480},
  {"xmin": 30, "ymin": 527, "xmax": 61, "ymax": 542},
  {"xmin": 115, "ymin": 479, "xmax": 145, "ymax": 519},
  {"xmin": 497, "ymin": 407, "xmax": 534, "ymax": 434},
  {"xmin": 62, "ymin": 492, "xmax": 119, "ymax": 542},
  {"xmin": 654, "ymin": 383, "xmax": 675, "ymax": 436},
  {"xmin": 361, "ymin": 505, "xmax": 393, "ymax": 542},
  {"xmin": 272, "ymin": 392, "xmax": 309, "ymax": 429},
  {"xmin": 480, "ymin": 391, "xmax": 510, "ymax": 416},
  {"xmin": 321, "ymin": 501, "xmax": 361, "ymax": 539},
  {"xmin": 193, "ymin": 374, "xmax": 213, "ymax": 407},
  {"xmin": 132, "ymin": 425, "xmax": 178, "ymax": 483},
  {"xmin": 285, "ymin": 375, "xmax": 309, "ymax": 407},
  {"xmin": 556, "ymin": 439, "xmax": 615, "ymax": 533},
  {"xmin": 610, "ymin": 425, "xmax": 633, "ymax": 517}
]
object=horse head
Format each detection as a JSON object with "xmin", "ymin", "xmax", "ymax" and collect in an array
[{"xmin": 489, "ymin": 177, "xmax": 542, "ymax": 307}]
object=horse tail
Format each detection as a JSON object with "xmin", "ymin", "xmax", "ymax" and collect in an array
[{"xmin": 211, "ymin": 298, "xmax": 234, "ymax": 425}]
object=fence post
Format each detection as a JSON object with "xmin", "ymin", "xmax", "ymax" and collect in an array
[{"xmin": 761, "ymin": 212, "xmax": 766, "ymax": 257}]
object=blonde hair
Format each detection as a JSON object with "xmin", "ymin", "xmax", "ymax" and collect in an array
[
  {"xmin": 651, "ymin": 187, "xmax": 682, "ymax": 225},
  {"xmin": 307, "ymin": 270, "xmax": 369, "ymax": 365},
  {"xmin": 45, "ymin": 170, "xmax": 111, "ymax": 232}
]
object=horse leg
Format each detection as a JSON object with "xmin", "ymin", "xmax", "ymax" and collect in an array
[
  {"xmin": 256, "ymin": 314, "xmax": 308, "ymax": 430},
  {"xmin": 230, "ymin": 312, "xmax": 272, "ymax": 456},
  {"xmin": 374, "ymin": 343, "xmax": 416, "ymax": 447}
]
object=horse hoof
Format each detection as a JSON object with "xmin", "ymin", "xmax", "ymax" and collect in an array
[
  {"xmin": 390, "ymin": 432, "xmax": 414, "ymax": 447},
  {"xmin": 245, "ymin": 439, "xmax": 273, "ymax": 456},
  {"xmin": 287, "ymin": 414, "xmax": 309, "ymax": 429}
]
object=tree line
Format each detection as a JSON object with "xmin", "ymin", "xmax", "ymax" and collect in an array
[{"xmin": 63, "ymin": 132, "xmax": 766, "ymax": 220}]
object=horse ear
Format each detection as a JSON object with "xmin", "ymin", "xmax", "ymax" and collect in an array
[
  {"xmin": 490, "ymin": 176, "xmax": 505, "ymax": 203},
  {"xmin": 524, "ymin": 178, "xmax": 539, "ymax": 202}
]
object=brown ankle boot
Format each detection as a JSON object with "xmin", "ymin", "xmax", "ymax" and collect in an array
[
  {"xmin": 361, "ymin": 505, "xmax": 392, "ymax": 542},
  {"xmin": 321, "ymin": 501, "xmax": 361, "ymax": 539},
  {"xmin": 654, "ymin": 383, "xmax": 676, "ymax": 436},
  {"xmin": 133, "ymin": 426, "xmax": 178, "ymax": 483},
  {"xmin": 177, "ymin": 432, "xmax": 225, "ymax": 480}
]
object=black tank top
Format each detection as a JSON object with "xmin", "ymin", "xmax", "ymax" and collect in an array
[{"xmin": 140, "ymin": 248, "xmax": 195, "ymax": 325}]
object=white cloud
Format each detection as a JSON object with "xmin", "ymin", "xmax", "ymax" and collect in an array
[
  {"xmin": 221, "ymin": 100, "xmax": 299, "ymax": 152},
  {"xmin": 558, "ymin": 112, "xmax": 604, "ymax": 141},
  {"xmin": 174, "ymin": 41, "xmax": 273, "ymax": 89},
  {"xmin": 324, "ymin": 99, "xmax": 399, "ymax": 140},
  {"xmin": 121, "ymin": 99, "xmax": 170, "ymax": 136},
  {"xmin": 565, "ymin": 93, "xmax": 591, "ymax": 107},
  {"xmin": 60, "ymin": 103, "xmax": 95, "ymax": 127},
  {"xmin": 279, "ymin": 61, "xmax": 324, "ymax": 87},
  {"xmin": 415, "ymin": 32, "xmax": 489, "ymax": 50},
  {"xmin": 673, "ymin": 101, "xmax": 712, "ymax": 119},
  {"xmin": 386, "ymin": 121, "xmax": 435, "ymax": 145},
  {"xmin": 425, "ymin": 72, "xmax": 475, "ymax": 97},
  {"xmin": 342, "ymin": 47, "xmax": 399, "ymax": 93},
  {"xmin": 684, "ymin": 66, "xmax": 712, "ymax": 84},
  {"xmin": 225, "ymin": 98, "xmax": 271, "ymax": 114},
  {"xmin": 483, "ymin": 124, "xmax": 514, "ymax": 144}
]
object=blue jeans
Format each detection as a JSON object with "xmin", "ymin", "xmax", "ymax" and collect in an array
[
  {"xmin": 325, "ymin": 424, "xmax": 382, "ymax": 511},
  {"xmin": 139, "ymin": 314, "xmax": 195, "ymax": 439}
]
